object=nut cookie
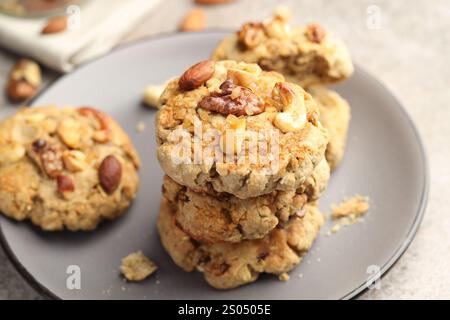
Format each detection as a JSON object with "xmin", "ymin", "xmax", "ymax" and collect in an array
[
  {"xmin": 163, "ymin": 158, "xmax": 329, "ymax": 243},
  {"xmin": 156, "ymin": 60, "xmax": 328, "ymax": 199},
  {"xmin": 0, "ymin": 106, "xmax": 140, "ymax": 231},
  {"xmin": 157, "ymin": 197, "xmax": 324, "ymax": 289},
  {"xmin": 212, "ymin": 11, "xmax": 353, "ymax": 87},
  {"xmin": 308, "ymin": 86, "xmax": 351, "ymax": 170}
]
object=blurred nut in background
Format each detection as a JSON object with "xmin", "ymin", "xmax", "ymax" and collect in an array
[
  {"xmin": 195, "ymin": 0, "xmax": 236, "ymax": 4},
  {"xmin": 41, "ymin": 15, "xmax": 68, "ymax": 34},
  {"xmin": 6, "ymin": 59, "xmax": 42, "ymax": 102},
  {"xmin": 179, "ymin": 8, "xmax": 206, "ymax": 32}
]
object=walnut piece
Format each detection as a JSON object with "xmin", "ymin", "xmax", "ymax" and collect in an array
[
  {"xmin": 237, "ymin": 22, "xmax": 265, "ymax": 49},
  {"xmin": 36, "ymin": 143, "xmax": 64, "ymax": 178},
  {"xmin": 198, "ymin": 79, "xmax": 264, "ymax": 116}
]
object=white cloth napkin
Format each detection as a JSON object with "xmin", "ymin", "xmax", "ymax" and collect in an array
[{"xmin": 0, "ymin": 0, "xmax": 160, "ymax": 72}]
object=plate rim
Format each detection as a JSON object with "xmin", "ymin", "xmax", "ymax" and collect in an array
[{"xmin": 0, "ymin": 30, "xmax": 429, "ymax": 300}]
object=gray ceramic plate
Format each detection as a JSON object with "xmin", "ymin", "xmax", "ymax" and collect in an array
[{"xmin": 0, "ymin": 32, "xmax": 428, "ymax": 300}]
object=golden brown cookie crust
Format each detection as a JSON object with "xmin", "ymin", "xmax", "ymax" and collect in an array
[
  {"xmin": 212, "ymin": 13, "xmax": 353, "ymax": 87},
  {"xmin": 157, "ymin": 198, "xmax": 324, "ymax": 289},
  {"xmin": 156, "ymin": 60, "xmax": 328, "ymax": 199},
  {"xmin": 308, "ymin": 86, "xmax": 351, "ymax": 170},
  {"xmin": 0, "ymin": 106, "xmax": 140, "ymax": 231},
  {"xmin": 163, "ymin": 158, "xmax": 329, "ymax": 243}
]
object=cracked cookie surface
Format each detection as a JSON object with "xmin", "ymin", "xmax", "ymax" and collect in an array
[
  {"xmin": 163, "ymin": 158, "xmax": 329, "ymax": 243},
  {"xmin": 212, "ymin": 11, "xmax": 353, "ymax": 87},
  {"xmin": 156, "ymin": 60, "xmax": 328, "ymax": 199},
  {"xmin": 0, "ymin": 106, "xmax": 140, "ymax": 231},
  {"xmin": 157, "ymin": 197, "xmax": 324, "ymax": 289},
  {"xmin": 309, "ymin": 86, "xmax": 351, "ymax": 170}
]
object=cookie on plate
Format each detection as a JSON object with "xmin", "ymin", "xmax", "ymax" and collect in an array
[
  {"xmin": 163, "ymin": 158, "xmax": 329, "ymax": 243},
  {"xmin": 0, "ymin": 106, "xmax": 140, "ymax": 231},
  {"xmin": 212, "ymin": 10, "xmax": 353, "ymax": 88},
  {"xmin": 156, "ymin": 60, "xmax": 328, "ymax": 199},
  {"xmin": 309, "ymin": 86, "xmax": 351, "ymax": 170},
  {"xmin": 157, "ymin": 197, "xmax": 324, "ymax": 289}
]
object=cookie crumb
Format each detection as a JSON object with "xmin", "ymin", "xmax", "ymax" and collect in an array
[
  {"xmin": 330, "ymin": 223, "xmax": 341, "ymax": 233},
  {"xmin": 332, "ymin": 195, "xmax": 370, "ymax": 220},
  {"xmin": 278, "ymin": 272, "xmax": 290, "ymax": 282},
  {"xmin": 298, "ymin": 273, "xmax": 303, "ymax": 279},
  {"xmin": 136, "ymin": 121, "xmax": 146, "ymax": 133},
  {"xmin": 327, "ymin": 195, "xmax": 370, "ymax": 235},
  {"xmin": 121, "ymin": 251, "xmax": 157, "ymax": 281}
]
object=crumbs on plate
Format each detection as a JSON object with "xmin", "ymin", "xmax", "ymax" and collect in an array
[
  {"xmin": 326, "ymin": 195, "xmax": 370, "ymax": 235},
  {"xmin": 121, "ymin": 251, "xmax": 157, "ymax": 281}
]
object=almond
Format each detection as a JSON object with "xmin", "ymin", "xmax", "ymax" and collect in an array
[
  {"xmin": 179, "ymin": 60, "xmax": 215, "ymax": 91},
  {"xmin": 42, "ymin": 16, "xmax": 68, "ymax": 34},
  {"xmin": 179, "ymin": 9, "xmax": 206, "ymax": 32},
  {"xmin": 99, "ymin": 155, "xmax": 122, "ymax": 194},
  {"xmin": 7, "ymin": 80, "xmax": 36, "ymax": 102}
]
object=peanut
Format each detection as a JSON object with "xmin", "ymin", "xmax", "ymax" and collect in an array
[
  {"xmin": 57, "ymin": 118, "xmax": 81, "ymax": 148},
  {"xmin": 63, "ymin": 150, "xmax": 87, "ymax": 172}
]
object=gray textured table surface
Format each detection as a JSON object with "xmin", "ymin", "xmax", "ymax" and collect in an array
[{"xmin": 1, "ymin": 0, "xmax": 449, "ymax": 299}]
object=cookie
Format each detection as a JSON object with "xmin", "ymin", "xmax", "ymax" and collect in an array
[
  {"xmin": 308, "ymin": 86, "xmax": 351, "ymax": 170},
  {"xmin": 156, "ymin": 60, "xmax": 328, "ymax": 199},
  {"xmin": 157, "ymin": 197, "xmax": 324, "ymax": 289},
  {"xmin": 0, "ymin": 106, "xmax": 140, "ymax": 231},
  {"xmin": 163, "ymin": 158, "xmax": 329, "ymax": 243},
  {"xmin": 212, "ymin": 11, "xmax": 353, "ymax": 88}
]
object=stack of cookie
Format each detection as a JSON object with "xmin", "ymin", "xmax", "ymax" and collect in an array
[
  {"xmin": 155, "ymin": 60, "xmax": 333, "ymax": 289},
  {"xmin": 155, "ymin": 9, "xmax": 354, "ymax": 289}
]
